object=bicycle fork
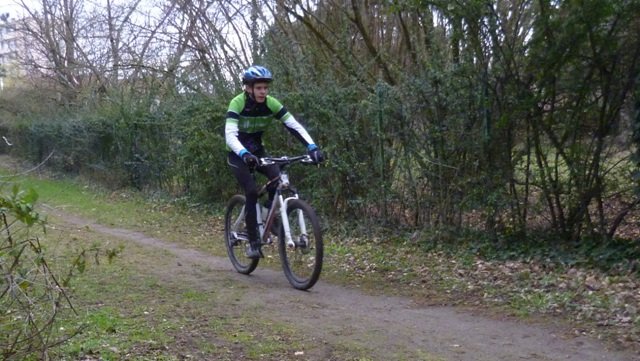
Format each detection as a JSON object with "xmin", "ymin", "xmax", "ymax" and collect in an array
[{"xmin": 278, "ymin": 193, "xmax": 308, "ymax": 248}]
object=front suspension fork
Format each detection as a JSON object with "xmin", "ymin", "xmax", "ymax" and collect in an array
[{"xmin": 278, "ymin": 194, "xmax": 307, "ymax": 248}]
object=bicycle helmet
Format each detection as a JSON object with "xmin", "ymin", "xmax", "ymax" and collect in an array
[{"xmin": 242, "ymin": 65, "xmax": 273, "ymax": 85}]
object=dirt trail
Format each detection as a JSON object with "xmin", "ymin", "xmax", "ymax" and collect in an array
[{"xmin": 49, "ymin": 206, "xmax": 636, "ymax": 361}]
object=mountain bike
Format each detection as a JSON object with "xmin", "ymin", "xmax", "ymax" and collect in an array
[{"xmin": 224, "ymin": 154, "xmax": 323, "ymax": 290}]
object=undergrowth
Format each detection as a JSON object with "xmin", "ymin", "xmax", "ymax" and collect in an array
[{"xmin": 412, "ymin": 227, "xmax": 640, "ymax": 276}]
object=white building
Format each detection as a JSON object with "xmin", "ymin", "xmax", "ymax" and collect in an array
[{"xmin": 0, "ymin": 14, "xmax": 20, "ymax": 91}]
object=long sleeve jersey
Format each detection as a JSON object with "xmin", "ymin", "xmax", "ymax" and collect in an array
[{"xmin": 225, "ymin": 92, "xmax": 315, "ymax": 156}]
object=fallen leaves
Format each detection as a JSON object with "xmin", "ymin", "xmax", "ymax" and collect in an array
[{"xmin": 328, "ymin": 239, "xmax": 640, "ymax": 351}]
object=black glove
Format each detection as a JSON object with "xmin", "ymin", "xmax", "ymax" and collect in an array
[
  {"xmin": 307, "ymin": 146, "xmax": 324, "ymax": 164},
  {"xmin": 242, "ymin": 152, "xmax": 259, "ymax": 169}
]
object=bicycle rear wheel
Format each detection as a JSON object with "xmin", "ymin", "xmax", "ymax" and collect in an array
[
  {"xmin": 279, "ymin": 199, "xmax": 323, "ymax": 290},
  {"xmin": 224, "ymin": 194, "xmax": 259, "ymax": 274}
]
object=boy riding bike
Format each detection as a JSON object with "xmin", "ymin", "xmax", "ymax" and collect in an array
[{"xmin": 225, "ymin": 65, "xmax": 324, "ymax": 259}]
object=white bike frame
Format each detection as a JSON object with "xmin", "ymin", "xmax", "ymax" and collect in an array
[
  {"xmin": 256, "ymin": 172, "xmax": 309, "ymax": 248},
  {"xmin": 231, "ymin": 156, "xmax": 312, "ymax": 248}
]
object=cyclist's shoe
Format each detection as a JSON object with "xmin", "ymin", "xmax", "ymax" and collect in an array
[{"xmin": 246, "ymin": 242, "xmax": 263, "ymax": 259}]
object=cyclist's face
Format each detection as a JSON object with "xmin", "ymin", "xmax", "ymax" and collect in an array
[{"xmin": 249, "ymin": 82, "xmax": 269, "ymax": 103}]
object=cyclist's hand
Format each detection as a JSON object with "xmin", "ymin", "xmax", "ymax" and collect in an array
[
  {"xmin": 242, "ymin": 152, "xmax": 259, "ymax": 169},
  {"xmin": 307, "ymin": 146, "xmax": 324, "ymax": 164}
]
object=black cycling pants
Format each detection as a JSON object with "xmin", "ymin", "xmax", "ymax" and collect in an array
[{"xmin": 227, "ymin": 151, "xmax": 279, "ymax": 244}]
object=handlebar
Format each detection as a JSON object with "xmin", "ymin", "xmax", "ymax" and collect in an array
[{"xmin": 259, "ymin": 155, "xmax": 316, "ymax": 167}]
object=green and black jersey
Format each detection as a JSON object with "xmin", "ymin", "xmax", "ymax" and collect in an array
[{"xmin": 225, "ymin": 92, "xmax": 315, "ymax": 156}]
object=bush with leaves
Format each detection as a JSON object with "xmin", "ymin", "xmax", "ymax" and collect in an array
[{"xmin": 0, "ymin": 185, "xmax": 81, "ymax": 360}]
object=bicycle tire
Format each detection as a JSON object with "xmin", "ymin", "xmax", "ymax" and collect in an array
[
  {"xmin": 224, "ymin": 194, "xmax": 259, "ymax": 274},
  {"xmin": 279, "ymin": 199, "xmax": 323, "ymax": 290}
]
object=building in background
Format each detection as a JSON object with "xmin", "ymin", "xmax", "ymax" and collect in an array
[{"xmin": 0, "ymin": 13, "xmax": 20, "ymax": 91}]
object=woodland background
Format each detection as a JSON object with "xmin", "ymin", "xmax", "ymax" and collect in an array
[{"xmin": 1, "ymin": 0, "xmax": 639, "ymax": 259}]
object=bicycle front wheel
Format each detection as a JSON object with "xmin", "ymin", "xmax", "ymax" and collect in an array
[
  {"xmin": 224, "ymin": 194, "xmax": 259, "ymax": 274},
  {"xmin": 279, "ymin": 199, "xmax": 323, "ymax": 290}
]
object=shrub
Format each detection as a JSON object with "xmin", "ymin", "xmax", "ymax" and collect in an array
[{"xmin": 0, "ymin": 185, "xmax": 75, "ymax": 360}]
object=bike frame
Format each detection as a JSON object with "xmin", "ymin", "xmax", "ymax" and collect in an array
[{"xmin": 232, "ymin": 156, "xmax": 310, "ymax": 248}]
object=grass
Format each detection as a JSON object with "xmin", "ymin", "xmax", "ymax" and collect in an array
[
  {"xmin": 0, "ymin": 165, "xmax": 224, "ymax": 252},
  {"xmin": 46, "ymin": 234, "xmax": 183, "ymax": 360}
]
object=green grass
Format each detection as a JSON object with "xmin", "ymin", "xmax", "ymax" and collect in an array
[
  {"xmin": 59, "ymin": 306, "xmax": 175, "ymax": 361},
  {"xmin": 48, "ymin": 237, "xmax": 177, "ymax": 360},
  {"xmin": 0, "ymin": 165, "xmax": 226, "ymax": 257},
  {"xmin": 0, "ymin": 170, "xmax": 152, "ymax": 223}
]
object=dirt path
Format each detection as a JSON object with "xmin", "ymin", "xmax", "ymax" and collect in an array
[{"xmin": 49, "ymin": 206, "xmax": 636, "ymax": 361}]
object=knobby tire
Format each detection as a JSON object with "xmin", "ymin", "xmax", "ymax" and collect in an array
[
  {"xmin": 224, "ymin": 194, "xmax": 259, "ymax": 274},
  {"xmin": 279, "ymin": 199, "xmax": 323, "ymax": 290}
]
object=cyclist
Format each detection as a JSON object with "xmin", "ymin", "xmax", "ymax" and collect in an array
[{"xmin": 225, "ymin": 65, "xmax": 324, "ymax": 259}]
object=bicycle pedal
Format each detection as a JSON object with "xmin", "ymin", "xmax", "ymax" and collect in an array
[{"xmin": 232, "ymin": 232, "xmax": 249, "ymax": 241}]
